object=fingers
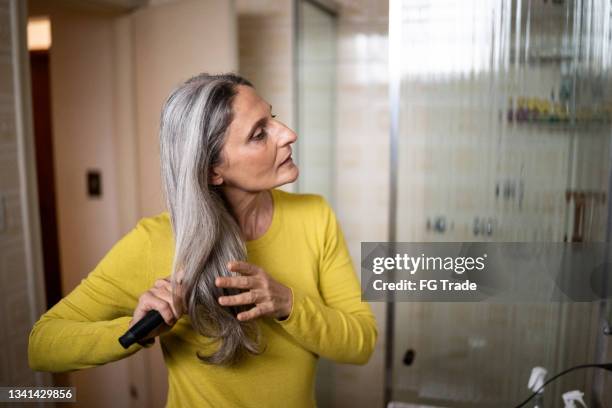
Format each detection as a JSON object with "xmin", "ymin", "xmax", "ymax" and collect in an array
[
  {"xmin": 153, "ymin": 277, "xmax": 170, "ymax": 288},
  {"xmin": 216, "ymin": 262, "xmax": 262, "ymax": 289},
  {"xmin": 151, "ymin": 287, "xmax": 182, "ymax": 320},
  {"xmin": 227, "ymin": 261, "xmax": 258, "ymax": 275},
  {"xmin": 154, "ymin": 278, "xmax": 184, "ymax": 314},
  {"xmin": 216, "ymin": 262, "xmax": 283, "ymax": 322},
  {"xmin": 215, "ymin": 275, "xmax": 254, "ymax": 289},
  {"xmin": 133, "ymin": 286, "xmax": 179, "ymax": 328},
  {"xmin": 145, "ymin": 289, "xmax": 177, "ymax": 325},
  {"xmin": 218, "ymin": 290, "xmax": 261, "ymax": 306},
  {"xmin": 237, "ymin": 303, "xmax": 272, "ymax": 321},
  {"xmin": 130, "ymin": 274, "xmax": 188, "ymax": 339}
]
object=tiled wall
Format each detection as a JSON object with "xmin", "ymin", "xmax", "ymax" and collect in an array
[
  {"xmin": 0, "ymin": 0, "xmax": 46, "ymax": 391},
  {"xmin": 237, "ymin": 0, "xmax": 294, "ymax": 128},
  {"xmin": 237, "ymin": 0, "xmax": 296, "ymax": 194},
  {"xmin": 333, "ymin": 1, "xmax": 390, "ymax": 407},
  {"xmin": 237, "ymin": 1, "xmax": 387, "ymax": 406}
]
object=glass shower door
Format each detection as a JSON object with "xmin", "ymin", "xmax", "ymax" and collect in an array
[{"xmin": 388, "ymin": 0, "xmax": 612, "ymax": 406}]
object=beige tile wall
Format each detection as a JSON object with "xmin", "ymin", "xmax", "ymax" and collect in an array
[
  {"xmin": 237, "ymin": 1, "xmax": 387, "ymax": 406},
  {"xmin": 333, "ymin": 1, "xmax": 389, "ymax": 407},
  {"xmin": 236, "ymin": 0, "xmax": 296, "ymax": 193}
]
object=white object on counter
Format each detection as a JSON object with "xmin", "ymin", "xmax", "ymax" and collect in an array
[
  {"xmin": 562, "ymin": 390, "xmax": 586, "ymax": 408},
  {"xmin": 527, "ymin": 366, "xmax": 548, "ymax": 408},
  {"xmin": 528, "ymin": 366, "xmax": 548, "ymax": 393}
]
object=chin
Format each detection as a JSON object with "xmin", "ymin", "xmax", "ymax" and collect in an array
[
  {"xmin": 288, "ymin": 165, "xmax": 299, "ymax": 182},
  {"xmin": 277, "ymin": 166, "xmax": 299, "ymax": 186}
]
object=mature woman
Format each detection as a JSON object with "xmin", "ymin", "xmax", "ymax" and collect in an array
[{"xmin": 28, "ymin": 73, "xmax": 378, "ymax": 407}]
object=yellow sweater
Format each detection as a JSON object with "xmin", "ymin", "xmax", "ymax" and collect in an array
[{"xmin": 28, "ymin": 188, "xmax": 378, "ymax": 407}]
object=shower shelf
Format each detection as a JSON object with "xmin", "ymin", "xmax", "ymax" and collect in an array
[{"xmin": 504, "ymin": 120, "xmax": 612, "ymax": 130}]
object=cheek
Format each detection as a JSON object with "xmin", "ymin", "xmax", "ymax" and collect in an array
[
  {"xmin": 252, "ymin": 145, "xmax": 277, "ymax": 165},
  {"xmin": 233, "ymin": 145, "xmax": 276, "ymax": 174}
]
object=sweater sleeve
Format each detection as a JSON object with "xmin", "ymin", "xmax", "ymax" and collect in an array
[
  {"xmin": 273, "ymin": 196, "xmax": 378, "ymax": 365},
  {"xmin": 28, "ymin": 220, "xmax": 155, "ymax": 373}
]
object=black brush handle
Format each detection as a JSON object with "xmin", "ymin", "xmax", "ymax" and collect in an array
[{"xmin": 118, "ymin": 310, "xmax": 164, "ymax": 349}]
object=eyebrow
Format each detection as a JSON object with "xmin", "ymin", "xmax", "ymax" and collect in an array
[{"xmin": 246, "ymin": 103, "xmax": 273, "ymax": 139}]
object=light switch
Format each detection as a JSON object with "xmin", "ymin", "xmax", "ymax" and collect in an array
[{"xmin": 87, "ymin": 170, "xmax": 102, "ymax": 198}]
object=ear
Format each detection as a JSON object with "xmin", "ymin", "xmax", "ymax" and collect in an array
[{"xmin": 208, "ymin": 167, "xmax": 223, "ymax": 186}]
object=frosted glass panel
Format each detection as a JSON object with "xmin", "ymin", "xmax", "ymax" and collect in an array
[{"xmin": 390, "ymin": 0, "xmax": 612, "ymax": 406}]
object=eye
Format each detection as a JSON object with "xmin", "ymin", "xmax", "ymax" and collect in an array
[
  {"xmin": 250, "ymin": 114, "xmax": 276, "ymax": 142},
  {"xmin": 252, "ymin": 129, "xmax": 267, "ymax": 141}
]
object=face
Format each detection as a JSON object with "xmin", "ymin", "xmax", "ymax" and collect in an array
[{"xmin": 210, "ymin": 85, "xmax": 299, "ymax": 192}]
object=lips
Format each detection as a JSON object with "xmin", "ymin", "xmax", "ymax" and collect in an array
[{"xmin": 280, "ymin": 153, "xmax": 292, "ymax": 166}]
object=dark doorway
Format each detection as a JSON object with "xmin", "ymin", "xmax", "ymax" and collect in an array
[{"xmin": 29, "ymin": 49, "xmax": 62, "ymax": 310}]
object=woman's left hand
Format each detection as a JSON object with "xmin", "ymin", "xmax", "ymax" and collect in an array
[{"xmin": 215, "ymin": 261, "xmax": 293, "ymax": 321}]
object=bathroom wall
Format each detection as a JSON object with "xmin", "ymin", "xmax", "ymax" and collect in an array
[
  {"xmin": 333, "ymin": 1, "xmax": 390, "ymax": 407},
  {"xmin": 236, "ymin": 1, "xmax": 388, "ymax": 406},
  {"xmin": 131, "ymin": 0, "xmax": 239, "ymax": 217},
  {"xmin": 236, "ymin": 0, "xmax": 296, "ymax": 192}
]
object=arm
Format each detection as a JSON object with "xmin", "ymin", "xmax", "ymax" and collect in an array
[
  {"xmin": 28, "ymin": 220, "xmax": 155, "ymax": 373},
  {"xmin": 274, "ymin": 196, "xmax": 378, "ymax": 365}
]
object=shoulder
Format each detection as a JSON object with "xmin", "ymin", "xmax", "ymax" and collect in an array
[
  {"xmin": 132, "ymin": 211, "xmax": 173, "ymax": 245},
  {"xmin": 132, "ymin": 212, "xmax": 174, "ymax": 275},
  {"xmin": 273, "ymin": 188, "xmax": 337, "ymax": 240},
  {"xmin": 273, "ymin": 188, "xmax": 330, "ymax": 212},
  {"xmin": 137, "ymin": 211, "xmax": 171, "ymax": 231}
]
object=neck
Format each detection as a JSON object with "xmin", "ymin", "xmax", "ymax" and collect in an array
[{"xmin": 220, "ymin": 186, "xmax": 273, "ymax": 240}]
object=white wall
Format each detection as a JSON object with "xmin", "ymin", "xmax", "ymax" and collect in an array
[
  {"xmin": 236, "ymin": 0, "xmax": 296, "ymax": 193},
  {"xmin": 334, "ymin": 2, "xmax": 389, "ymax": 407},
  {"xmin": 132, "ymin": 0, "xmax": 239, "ymax": 218},
  {"xmin": 27, "ymin": 2, "xmax": 131, "ymax": 406}
]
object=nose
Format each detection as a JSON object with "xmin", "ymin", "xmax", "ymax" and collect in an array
[{"xmin": 275, "ymin": 121, "xmax": 297, "ymax": 146}]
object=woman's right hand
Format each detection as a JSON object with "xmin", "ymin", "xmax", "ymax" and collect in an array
[{"xmin": 129, "ymin": 277, "xmax": 185, "ymax": 342}]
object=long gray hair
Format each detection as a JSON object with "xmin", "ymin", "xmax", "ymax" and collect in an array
[{"xmin": 159, "ymin": 72, "xmax": 264, "ymax": 366}]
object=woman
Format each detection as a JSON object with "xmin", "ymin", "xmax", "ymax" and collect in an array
[{"xmin": 28, "ymin": 73, "xmax": 378, "ymax": 407}]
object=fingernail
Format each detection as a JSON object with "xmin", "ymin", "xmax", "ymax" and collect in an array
[{"xmin": 218, "ymin": 297, "xmax": 225, "ymax": 304}]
